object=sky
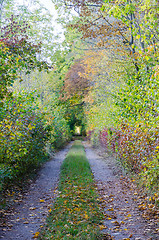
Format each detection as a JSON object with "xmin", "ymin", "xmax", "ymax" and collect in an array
[
  {"xmin": 36, "ymin": 0, "xmax": 58, "ymax": 17},
  {"xmin": 16, "ymin": 0, "xmax": 57, "ymax": 14},
  {"xmin": 15, "ymin": 0, "xmax": 63, "ymax": 34},
  {"xmin": 14, "ymin": 0, "xmax": 65, "ymax": 62}
]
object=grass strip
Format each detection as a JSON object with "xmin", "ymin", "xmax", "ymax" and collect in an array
[{"xmin": 39, "ymin": 140, "xmax": 104, "ymax": 240}]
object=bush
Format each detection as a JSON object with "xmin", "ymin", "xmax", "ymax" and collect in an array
[
  {"xmin": 0, "ymin": 95, "xmax": 49, "ymax": 191},
  {"xmin": 87, "ymin": 124, "xmax": 159, "ymax": 193},
  {"xmin": 43, "ymin": 111, "xmax": 71, "ymax": 150},
  {"xmin": 90, "ymin": 128, "xmax": 100, "ymax": 147}
]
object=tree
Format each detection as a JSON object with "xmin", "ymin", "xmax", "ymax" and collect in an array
[
  {"xmin": 0, "ymin": 15, "xmax": 48, "ymax": 101},
  {"xmin": 61, "ymin": 59, "xmax": 89, "ymax": 101}
]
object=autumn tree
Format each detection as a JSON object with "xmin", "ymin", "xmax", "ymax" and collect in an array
[
  {"xmin": 63, "ymin": 0, "xmax": 159, "ymax": 192},
  {"xmin": 63, "ymin": 0, "xmax": 158, "ymax": 122},
  {"xmin": 61, "ymin": 59, "xmax": 89, "ymax": 101},
  {"xmin": 58, "ymin": 58, "xmax": 89, "ymax": 135},
  {"xmin": 0, "ymin": 15, "xmax": 48, "ymax": 101}
]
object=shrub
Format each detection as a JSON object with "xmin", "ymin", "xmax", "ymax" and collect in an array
[
  {"xmin": 87, "ymin": 124, "xmax": 159, "ymax": 192},
  {"xmin": 0, "ymin": 95, "xmax": 48, "ymax": 191}
]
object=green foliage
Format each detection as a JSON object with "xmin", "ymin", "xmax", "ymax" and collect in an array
[
  {"xmin": 82, "ymin": 0, "xmax": 159, "ymax": 196},
  {"xmin": 0, "ymin": 0, "xmax": 74, "ymax": 202},
  {"xmin": 140, "ymin": 155, "xmax": 159, "ymax": 191},
  {"xmin": 1, "ymin": 0, "xmax": 158, "ymax": 207},
  {"xmin": 90, "ymin": 129, "xmax": 100, "ymax": 148},
  {"xmin": 0, "ymin": 15, "xmax": 48, "ymax": 101},
  {"xmin": 44, "ymin": 109, "xmax": 71, "ymax": 149},
  {"xmin": 0, "ymin": 67, "xmax": 72, "ymax": 192},
  {"xmin": 0, "ymin": 94, "xmax": 49, "ymax": 191}
]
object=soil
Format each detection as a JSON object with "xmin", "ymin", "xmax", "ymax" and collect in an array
[{"xmin": 0, "ymin": 141, "xmax": 158, "ymax": 240}]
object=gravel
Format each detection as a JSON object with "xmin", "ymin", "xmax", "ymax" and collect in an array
[
  {"xmin": 0, "ymin": 141, "xmax": 158, "ymax": 240},
  {"xmin": 0, "ymin": 143, "xmax": 72, "ymax": 240},
  {"xmin": 84, "ymin": 141, "xmax": 158, "ymax": 240}
]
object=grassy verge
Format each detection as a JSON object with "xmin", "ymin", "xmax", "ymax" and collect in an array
[{"xmin": 39, "ymin": 140, "xmax": 105, "ymax": 240}]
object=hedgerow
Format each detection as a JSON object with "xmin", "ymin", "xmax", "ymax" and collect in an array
[
  {"xmin": 87, "ymin": 125, "xmax": 159, "ymax": 195},
  {"xmin": 0, "ymin": 95, "xmax": 48, "ymax": 191},
  {"xmin": 0, "ymin": 93, "xmax": 71, "ymax": 193}
]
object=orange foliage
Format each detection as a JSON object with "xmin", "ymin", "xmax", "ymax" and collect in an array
[{"xmin": 60, "ymin": 59, "xmax": 90, "ymax": 100}]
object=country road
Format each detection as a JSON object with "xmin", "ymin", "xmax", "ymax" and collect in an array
[
  {"xmin": 0, "ymin": 143, "xmax": 72, "ymax": 240},
  {"xmin": 0, "ymin": 141, "xmax": 158, "ymax": 240}
]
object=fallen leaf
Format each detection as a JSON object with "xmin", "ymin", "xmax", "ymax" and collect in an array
[
  {"xmin": 33, "ymin": 232, "xmax": 40, "ymax": 238},
  {"xmin": 29, "ymin": 207, "xmax": 36, "ymax": 210},
  {"xmin": 99, "ymin": 225, "xmax": 107, "ymax": 230},
  {"xmin": 111, "ymin": 220, "xmax": 120, "ymax": 225},
  {"xmin": 127, "ymin": 214, "xmax": 132, "ymax": 217}
]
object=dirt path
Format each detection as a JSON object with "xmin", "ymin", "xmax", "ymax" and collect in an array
[
  {"xmin": 0, "ymin": 143, "xmax": 72, "ymax": 240},
  {"xmin": 84, "ymin": 142, "xmax": 158, "ymax": 240},
  {"xmin": 0, "ymin": 141, "xmax": 158, "ymax": 240}
]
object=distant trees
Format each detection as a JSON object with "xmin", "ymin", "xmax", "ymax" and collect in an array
[
  {"xmin": 53, "ymin": 0, "xmax": 159, "ymax": 193},
  {"xmin": 61, "ymin": 59, "xmax": 89, "ymax": 101},
  {"xmin": 0, "ymin": 0, "xmax": 158, "ymax": 194}
]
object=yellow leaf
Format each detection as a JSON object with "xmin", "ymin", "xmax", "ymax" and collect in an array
[
  {"xmin": 145, "ymin": 56, "xmax": 149, "ymax": 61},
  {"xmin": 28, "ymin": 124, "xmax": 33, "ymax": 130},
  {"xmin": 136, "ymin": 34, "xmax": 140, "ymax": 39},
  {"xmin": 99, "ymin": 225, "xmax": 107, "ymax": 230},
  {"xmin": 108, "ymin": 208, "xmax": 114, "ymax": 211},
  {"xmin": 33, "ymin": 232, "xmax": 40, "ymax": 238},
  {"xmin": 84, "ymin": 213, "xmax": 89, "ymax": 219},
  {"xmin": 39, "ymin": 199, "xmax": 45, "ymax": 203}
]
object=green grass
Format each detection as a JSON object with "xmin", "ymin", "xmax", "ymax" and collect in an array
[{"xmin": 39, "ymin": 140, "xmax": 104, "ymax": 240}]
